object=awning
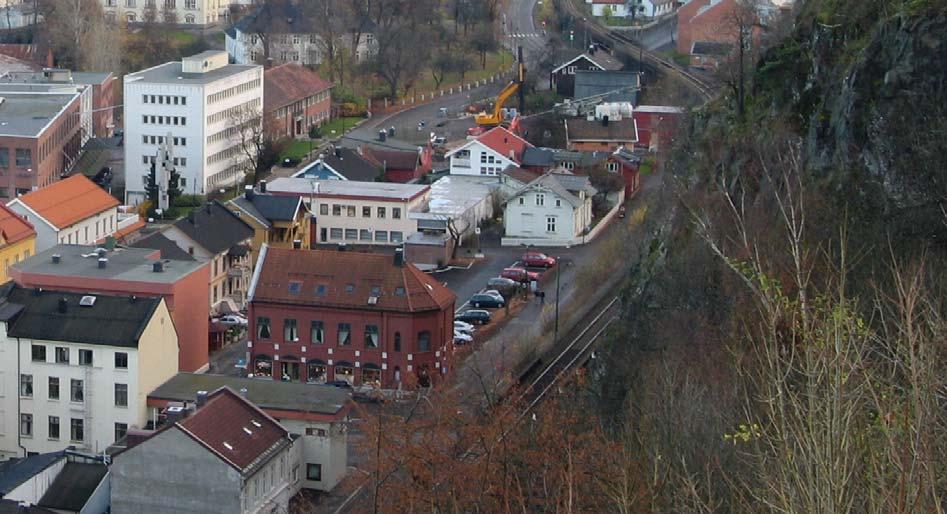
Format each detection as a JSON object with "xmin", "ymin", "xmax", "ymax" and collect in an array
[
  {"xmin": 334, "ymin": 361, "xmax": 354, "ymax": 368},
  {"xmin": 254, "ymin": 354, "xmax": 272, "ymax": 361},
  {"xmin": 280, "ymin": 354, "xmax": 301, "ymax": 362},
  {"xmin": 307, "ymin": 359, "xmax": 326, "ymax": 366},
  {"xmin": 362, "ymin": 363, "xmax": 381, "ymax": 370}
]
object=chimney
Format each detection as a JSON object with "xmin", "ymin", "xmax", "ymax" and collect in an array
[
  {"xmin": 394, "ymin": 248, "xmax": 404, "ymax": 267},
  {"xmin": 509, "ymin": 149, "xmax": 515, "ymax": 160},
  {"xmin": 98, "ymin": 257, "xmax": 108, "ymax": 269},
  {"xmin": 51, "ymin": 254, "xmax": 61, "ymax": 264},
  {"xmin": 602, "ymin": 115, "xmax": 609, "ymax": 127},
  {"xmin": 259, "ymin": 180, "xmax": 267, "ymax": 193},
  {"xmin": 293, "ymin": 239, "xmax": 302, "ymax": 249},
  {"xmin": 153, "ymin": 261, "xmax": 164, "ymax": 273},
  {"xmin": 57, "ymin": 297, "xmax": 67, "ymax": 313},
  {"xmin": 196, "ymin": 390, "xmax": 209, "ymax": 407},
  {"xmin": 338, "ymin": 243, "xmax": 347, "ymax": 252},
  {"xmin": 245, "ymin": 185, "xmax": 254, "ymax": 200}
]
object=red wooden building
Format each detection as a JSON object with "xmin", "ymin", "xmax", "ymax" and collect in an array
[{"xmin": 247, "ymin": 246, "xmax": 456, "ymax": 388}]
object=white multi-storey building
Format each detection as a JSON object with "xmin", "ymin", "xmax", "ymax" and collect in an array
[
  {"xmin": 101, "ymin": 0, "xmax": 225, "ymax": 26},
  {"xmin": 123, "ymin": 51, "xmax": 263, "ymax": 204},
  {"xmin": 0, "ymin": 287, "xmax": 179, "ymax": 459}
]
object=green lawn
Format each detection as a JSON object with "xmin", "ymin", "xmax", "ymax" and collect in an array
[
  {"xmin": 409, "ymin": 50, "xmax": 514, "ymax": 95},
  {"xmin": 280, "ymin": 139, "xmax": 315, "ymax": 162},
  {"xmin": 318, "ymin": 117, "xmax": 363, "ymax": 139},
  {"xmin": 662, "ymin": 50, "xmax": 691, "ymax": 67},
  {"xmin": 167, "ymin": 30, "xmax": 198, "ymax": 45}
]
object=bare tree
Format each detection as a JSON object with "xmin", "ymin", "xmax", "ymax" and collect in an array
[{"xmin": 228, "ymin": 104, "xmax": 281, "ymax": 185}]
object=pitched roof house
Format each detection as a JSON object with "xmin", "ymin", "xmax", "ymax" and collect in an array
[
  {"xmin": 291, "ymin": 147, "xmax": 381, "ymax": 182},
  {"xmin": 565, "ymin": 117, "xmax": 639, "ymax": 151},
  {"xmin": 446, "ymin": 127, "xmax": 533, "ymax": 176},
  {"xmin": 502, "ymin": 172, "xmax": 597, "ymax": 246},
  {"xmin": 110, "ymin": 387, "xmax": 300, "ymax": 514},
  {"xmin": 550, "ymin": 48, "xmax": 623, "ymax": 97},
  {"xmin": 160, "ymin": 201, "xmax": 255, "ymax": 309},
  {"xmin": 6, "ymin": 175, "xmax": 120, "ymax": 252},
  {"xmin": 264, "ymin": 63, "xmax": 332, "ymax": 139},
  {"xmin": 227, "ymin": 189, "xmax": 309, "ymax": 265},
  {"xmin": 0, "ymin": 202, "xmax": 35, "ymax": 283},
  {"xmin": 358, "ymin": 144, "xmax": 432, "ymax": 183},
  {"xmin": 247, "ymin": 246, "xmax": 456, "ymax": 388}
]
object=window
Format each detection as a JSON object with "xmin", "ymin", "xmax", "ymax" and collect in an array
[
  {"xmin": 364, "ymin": 325, "xmax": 379, "ymax": 348},
  {"xmin": 31, "ymin": 345, "xmax": 46, "ymax": 362},
  {"xmin": 71, "ymin": 379, "xmax": 84, "ymax": 402},
  {"xmin": 114, "ymin": 383, "xmax": 128, "ymax": 407},
  {"xmin": 315, "ymin": 285, "xmax": 327, "ymax": 297},
  {"xmin": 115, "ymin": 423, "xmax": 128, "ymax": 442},
  {"xmin": 115, "ymin": 352, "xmax": 128, "ymax": 369},
  {"xmin": 288, "ymin": 281, "xmax": 302, "ymax": 295},
  {"xmin": 20, "ymin": 374, "xmax": 32, "ymax": 397},
  {"xmin": 417, "ymin": 331, "xmax": 431, "ymax": 352},
  {"xmin": 347, "ymin": 206, "xmax": 356, "ymax": 217},
  {"xmin": 70, "ymin": 418, "xmax": 84, "ymax": 442},
  {"xmin": 375, "ymin": 231, "xmax": 388, "ymax": 242},
  {"xmin": 320, "ymin": 204, "xmax": 328, "ymax": 215},
  {"xmin": 391, "ymin": 231, "xmax": 403, "ymax": 243},
  {"xmin": 284, "ymin": 319, "xmax": 299, "ymax": 342},
  {"xmin": 607, "ymin": 162, "xmax": 619, "ymax": 172},
  {"xmin": 20, "ymin": 414, "xmax": 32, "ymax": 436},
  {"xmin": 518, "ymin": 197, "xmax": 525, "ymax": 205},
  {"xmin": 338, "ymin": 323, "xmax": 351, "ymax": 346},
  {"xmin": 330, "ymin": 228, "xmax": 343, "ymax": 239},
  {"xmin": 360, "ymin": 229, "xmax": 372, "ymax": 241},
  {"xmin": 344, "ymin": 229, "xmax": 358, "ymax": 240},
  {"xmin": 257, "ymin": 317, "xmax": 271, "ymax": 339},
  {"xmin": 377, "ymin": 207, "xmax": 386, "ymax": 218},
  {"xmin": 306, "ymin": 463, "xmax": 322, "ymax": 481},
  {"xmin": 49, "ymin": 416, "xmax": 60, "ymax": 439},
  {"xmin": 392, "ymin": 208, "xmax": 401, "ymax": 219},
  {"xmin": 332, "ymin": 204, "xmax": 341, "ymax": 216},
  {"xmin": 393, "ymin": 332, "xmax": 401, "ymax": 352},
  {"xmin": 547, "ymin": 216, "xmax": 557, "ymax": 233},
  {"xmin": 536, "ymin": 193, "xmax": 545, "ymax": 206},
  {"xmin": 0, "ymin": 148, "xmax": 8, "ymax": 168},
  {"xmin": 15, "ymin": 148, "xmax": 31, "ymax": 167},
  {"xmin": 55, "ymin": 346, "xmax": 69, "ymax": 364},
  {"xmin": 362, "ymin": 206, "xmax": 371, "ymax": 217},
  {"xmin": 310, "ymin": 321, "xmax": 324, "ymax": 344},
  {"xmin": 47, "ymin": 377, "xmax": 59, "ymax": 399},
  {"xmin": 184, "ymin": 13, "xmax": 194, "ymax": 23}
]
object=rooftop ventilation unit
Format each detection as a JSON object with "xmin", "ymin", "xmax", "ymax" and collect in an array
[
  {"xmin": 367, "ymin": 296, "xmax": 378, "ymax": 305},
  {"xmin": 79, "ymin": 295, "xmax": 96, "ymax": 307}
]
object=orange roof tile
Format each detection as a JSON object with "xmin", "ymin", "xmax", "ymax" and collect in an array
[
  {"xmin": 95, "ymin": 217, "xmax": 145, "ymax": 245},
  {"xmin": 0, "ymin": 203, "xmax": 35, "ymax": 245},
  {"xmin": 15, "ymin": 175, "xmax": 120, "ymax": 230},
  {"xmin": 251, "ymin": 247, "xmax": 455, "ymax": 313},
  {"xmin": 476, "ymin": 127, "xmax": 533, "ymax": 163}
]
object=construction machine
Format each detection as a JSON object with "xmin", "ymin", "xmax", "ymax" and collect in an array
[{"xmin": 474, "ymin": 46, "xmax": 526, "ymax": 127}]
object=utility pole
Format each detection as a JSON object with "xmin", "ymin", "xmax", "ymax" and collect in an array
[{"xmin": 554, "ymin": 258, "xmax": 561, "ymax": 344}]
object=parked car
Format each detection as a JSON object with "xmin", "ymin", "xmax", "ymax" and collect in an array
[
  {"xmin": 454, "ymin": 320, "xmax": 475, "ymax": 334},
  {"xmin": 521, "ymin": 252, "xmax": 557, "ymax": 268},
  {"xmin": 482, "ymin": 289, "xmax": 506, "ymax": 300},
  {"xmin": 453, "ymin": 332, "xmax": 473, "ymax": 345},
  {"xmin": 501, "ymin": 267, "xmax": 541, "ymax": 283},
  {"xmin": 470, "ymin": 293, "xmax": 504, "ymax": 308},
  {"xmin": 326, "ymin": 380, "xmax": 353, "ymax": 389},
  {"xmin": 456, "ymin": 310, "xmax": 492, "ymax": 325},
  {"xmin": 281, "ymin": 156, "xmax": 302, "ymax": 167},
  {"xmin": 217, "ymin": 314, "xmax": 248, "ymax": 326},
  {"xmin": 487, "ymin": 277, "xmax": 519, "ymax": 289}
]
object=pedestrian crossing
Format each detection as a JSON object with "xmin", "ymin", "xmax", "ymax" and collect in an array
[{"xmin": 508, "ymin": 33, "xmax": 541, "ymax": 38}]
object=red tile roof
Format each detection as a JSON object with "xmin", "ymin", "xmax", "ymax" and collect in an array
[
  {"xmin": 476, "ymin": 127, "xmax": 533, "ymax": 164},
  {"xmin": 176, "ymin": 387, "xmax": 289, "ymax": 473},
  {"xmin": 264, "ymin": 63, "xmax": 332, "ymax": 112},
  {"xmin": 251, "ymin": 247, "xmax": 455, "ymax": 313},
  {"xmin": 14, "ymin": 175, "xmax": 119, "ymax": 230},
  {"xmin": 0, "ymin": 203, "xmax": 35, "ymax": 246}
]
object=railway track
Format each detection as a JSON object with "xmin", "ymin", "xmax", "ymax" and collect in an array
[
  {"xmin": 560, "ymin": 0, "xmax": 715, "ymax": 100},
  {"xmin": 520, "ymin": 295, "xmax": 622, "ymax": 415}
]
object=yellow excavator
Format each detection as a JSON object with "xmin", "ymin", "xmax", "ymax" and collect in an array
[{"xmin": 474, "ymin": 47, "xmax": 526, "ymax": 127}]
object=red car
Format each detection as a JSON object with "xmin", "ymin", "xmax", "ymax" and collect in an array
[
  {"xmin": 521, "ymin": 252, "xmax": 557, "ymax": 268},
  {"xmin": 501, "ymin": 267, "xmax": 541, "ymax": 283}
]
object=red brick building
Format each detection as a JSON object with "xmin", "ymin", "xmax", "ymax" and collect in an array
[
  {"xmin": 9, "ymin": 244, "xmax": 211, "ymax": 372},
  {"xmin": 358, "ymin": 143, "xmax": 433, "ymax": 183},
  {"xmin": 264, "ymin": 63, "xmax": 332, "ymax": 139},
  {"xmin": 677, "ymin": 0, "xmax": 762, "ymax": 65},
  {"xmin": 247, "ymin": 246, "xmax": 456, "ymax": 388},
  {"xmin": 0, "ymin": 91, "xmax": 82, "ymax": 197},
  {"xmin": 632, "ymin": 105, "xmax": 683, "ymax": 152}
]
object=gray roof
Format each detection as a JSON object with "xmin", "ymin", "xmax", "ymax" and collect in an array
[
  {"xmin": 37, "ymin": 462, "xmax": 107, "ymax": 512},
  {"xmin": 566, "ymin": 118, "xmax": 638, "ymax": 143},
  {"xmin": 4, "ymin": 286, "xmax": 162, "ymax": 348},
  {"xmin": 508, "ymin": 173, "xmax": 596, "ymax": 209},
  {"xmin": 551, "ymin": 149, "xmax": 610, "ymax": 168},
  {"xmin": 0, "ymin": 70, "xmax": 112, "ymax": 86},
  {"xmin": 148, "ymin": 373, "xmax": 351, "ymax": 417},
  {"xmin": 0, "ymin": 500, "xmax": 54, "ymax": 513},
  {"xmin": 13, "ymin": 245, "xmax": 206, "ymax": 284},
  {"xmin": 172, "ymin": 201, "xmax": 254, "ymax": 255},
  {"xmin": 552, "ymin": 50, "xmax": 624, "ymax": 74},
  {"xmin": 0, "ymin": 451, "xmax": 65, "ymax": 495},
  {"xmin": 520, "ymin": 147, "xmax": 556, "ymax": 167},
  {"xmin": 127, "ymin": 61, "xmax": 259, "ymax": 85},
  {"xmin": 294, "ymin": 148, "xmax": 380, "ymax": 182},
  {"xmin": 549, "ymin": 173, "xmax": 596, "ymax": 196},
  {"xmin": 268, "ymin": 177, "xmax": 429, "ymax": 201},
  {"xmin": 231, "ymin": 193, "xmax": 302, "ymax": 228},
  {"xmin": 0, "ymin": 91, "xmax": 79, "ymax": 137},
  {"xmin": 573, "ymin": 70, "xmax": 639, "ymax": 103},
  {"xmin": 129, "ymin": 231, "xmax": 196, "ymax": 261}
]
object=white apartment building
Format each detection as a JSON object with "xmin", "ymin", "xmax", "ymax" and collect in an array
[
  {"xmin": 264, "ymin": 178, "xmax": 429, "ymax": 246},
  {"xmin": 123, "ymin": 51, "xmax": 263, "ymax": 205},
  {"xmin": 101, "ymin": 0, "xmax": 224, "ymax": 26},
  {"xmin": 445, "ymin": 127, "xmax": 532, "ymax": 176},
  {"xmin": 0, "ymin": 288, "xmax": 179, "ymax": 459}
]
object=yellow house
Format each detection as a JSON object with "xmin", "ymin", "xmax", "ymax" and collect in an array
[
  {"xmin": 0, "ymin": 203, "xmax": 36, "ymax": 283},
  {"xmin": 227, "ymin": 189, "xmax": 310, "ymax": 267}
]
